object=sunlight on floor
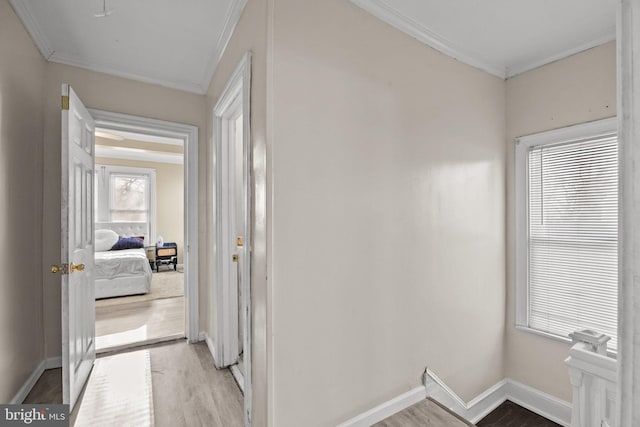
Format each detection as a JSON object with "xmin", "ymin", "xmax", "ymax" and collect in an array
[
  {"xmin": 95, "ymin": 296, "xmax": 185, "ymax": 352},
  {"xmin": 95, "ymin": 325, "xmax": 149, "ymax": 350},
  {"xmin": 75, "ymin": 350, "xmax": 153, "ymax": 426}
]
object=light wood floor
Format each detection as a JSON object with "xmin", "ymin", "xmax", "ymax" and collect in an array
[
  {"xmin": 23, "ymin": 341, "xmax": 244, "ymax": 427},
  {"xmin": 96, "ymin": 296, "xmax": 185, "ymax": 351}
]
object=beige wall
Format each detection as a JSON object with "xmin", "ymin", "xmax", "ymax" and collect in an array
[
  {"xmin": 270, "ymin": 1, "xmax": 506, "ymax": 425},
  {"xmin": 505, "ymin": 42, "xmax": 617, "ymax": 401},
  {"xmin": 0, "ymin": 0, "xmax": 47, "ymax": 403},
  {"xmin": 95, "ymin": 157, "xmax": 185, "ymax": 264},
  {"xmin": 42, "ymin": 63, "xmax": 206, "ymax": 359},
  {"xmin": 205, "ymin": 0, "xmax": 269, "ymax": 424}
]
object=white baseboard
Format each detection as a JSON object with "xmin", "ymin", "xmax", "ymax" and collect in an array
[
  {"xmin": 199, "ymin": 331, "xmax": 220, "ymax": 367},
  {"xmin": 425, "ymin": 369, "xmax": 571, "ymax": 426},
  {"xmin": 336, "ymin": 386, "xmax": 427, "ymax": 427},
  {"xmin": 45, "ymin": 356, "xmax": 62, "ymax": 369},
  {"xmin": 230, "ymin": 364, "xmax": 245, "ymax": 393},
  {"xmin": 425, "ymin": 368, "xmax": 507, "ymax": 424},
  {"xmin": 338, "ymin": 370, "xmax": 572, "ymax": 427},
  {"xmin": 10, "ymin": 357, "xmax": 62, "ymax": 404},
  {"xmin": 506, "ymin": 379, "xmax": 572, "ymax": 427}
]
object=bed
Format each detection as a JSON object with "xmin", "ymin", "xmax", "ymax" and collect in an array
[{"xmin": 95, "ymin": 222, "xmax": 153, "ymax": 299}]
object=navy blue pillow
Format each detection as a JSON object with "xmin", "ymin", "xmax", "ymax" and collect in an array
[{"xmin": 111, "ymin": 236, "xmax": 144, "ymax": 250}]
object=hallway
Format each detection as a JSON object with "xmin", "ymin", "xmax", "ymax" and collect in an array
[{"xmin": 24, "ymin": 341, "xmax": 243, "ymax": 426}]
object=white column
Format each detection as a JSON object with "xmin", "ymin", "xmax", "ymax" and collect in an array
[{"xmin": 618, "ymin": 1, "xmax": 640, "ymax": 426}]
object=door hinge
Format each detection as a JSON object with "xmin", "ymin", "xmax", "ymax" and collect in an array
[{"xmin": 61, "ymin": 95, "xmax": 69, "ymax": 110}]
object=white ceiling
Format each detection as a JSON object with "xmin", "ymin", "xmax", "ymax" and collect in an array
[
  {"xmin": 351, "ymin": 0, "xmax": 616, "ymax": 78},
  {"xmin": 95, "ymin": 145, "xmax": 183, "ymax": 164},
  {"xmin": 10, "ymin": 0, "xmax": 616, "ymax": 93},
  {"xmin": 10, "ymin": 0, "xmax": 248, "ymax": 94},
  {"xmin": 95, "ymin": 128, "xmax": 183, "ymax": 146}
]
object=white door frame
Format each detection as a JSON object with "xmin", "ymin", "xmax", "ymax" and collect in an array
[
  {"xmin": 88, "ymin": 109, "xmax": 199, "ymax": 342},
  {"xmin": 214, "ymin": 51, "xmax": 252, "ymax": 426},
  {"xmin": 617, "ymin": 0, "xmax": 640, "ymax": 423}
]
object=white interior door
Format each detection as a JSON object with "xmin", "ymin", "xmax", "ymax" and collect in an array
[
  {"xmin": 219, "ymin": 102, "xmax": 240, "ymax": 366},
  {"xmin": 214, "ymin": 52, "xmax": 252, "ymax": 426},
  {"xmin": 233, "ymin": 112, "xmax": 246, "ymax": 364},
  {"xmin": 60, "ymin": 84, "xmax": 96, "ymax": 410}
]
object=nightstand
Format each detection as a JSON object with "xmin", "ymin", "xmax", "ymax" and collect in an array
[{"xmin": 155, "ymin": 242, "xmax": 177, "ymax": 272}]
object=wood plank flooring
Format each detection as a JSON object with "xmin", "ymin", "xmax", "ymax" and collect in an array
[
  {"xmin": 95, "ymin": 296, "xmax": 185, "ymax": 351},
  {"xmin": 23, "ymin": 341, "xmax": 243, "ymax": 427},
  {"xmin": 23, "ymin": 368, "xmax": 62, "ymax": 404},
  {"xmin": 374, "ymin": 398, "xmax": 476, "ymax": 427},
  {"xmin": 477, "ymin": 400, "xmax": 562, "ymax": 427},
  {"xmin": 375, "ymin": 398, "xmax": 563, "ymax": 427}
]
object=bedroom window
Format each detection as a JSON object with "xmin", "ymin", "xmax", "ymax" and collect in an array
[
  {"xmin": 514, "ymin": 118, "xmax": 618, "ymax": 352},
  {"xmin": 95, "ymin": 165, "xmax": 156, "ymax": 225},
  {"xmin": 110, "ymin": 174, "xmax": 149, "ymax": 221}
]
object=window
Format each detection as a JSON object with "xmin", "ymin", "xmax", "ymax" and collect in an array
[
  {"xmin": 95, "ymin": 165, "xmax": 156, "ymax": 226},
  {"xmin": 110, "ymin": 173, "xmax": 149, "ymax": 221},
  {"xmin": 515, "ymin": 118, "xmax": 618, "ymax": 351}
]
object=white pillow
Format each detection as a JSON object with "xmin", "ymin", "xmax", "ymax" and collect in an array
[{"xmin": 95, "ymin": 229, "xmax": 119, "ymax": 252}]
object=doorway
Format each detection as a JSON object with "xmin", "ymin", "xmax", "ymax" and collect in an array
[
  {"xmin": 90, "ymin": 109, "xmax": 200, "ymax": 347},
  {"xmin": 213, "ymin": 52, "xmax": 253, "ymax": 426},
  {"xmin": 92, "ymin": 130, "xmax": 186, "ymax": 352}
]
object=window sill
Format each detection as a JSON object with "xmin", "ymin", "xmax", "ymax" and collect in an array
[
  {"xmin": 515, "ymin": 325, "xmax": 572, "ymax": 345},
  {"xmin": 515, "ymin": 325, "xmax": 617, "ymax": 358}
]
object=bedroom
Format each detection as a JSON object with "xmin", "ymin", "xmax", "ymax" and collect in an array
[{"xmin": 92, "ymin": 129, "xmax": 185, "ymax": 352}]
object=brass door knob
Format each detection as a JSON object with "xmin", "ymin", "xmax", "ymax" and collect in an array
[{"xmin": 71, "ymin": 263, "xmax": 85, "ymax": 272}]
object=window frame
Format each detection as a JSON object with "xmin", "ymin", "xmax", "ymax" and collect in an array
[
  {"xmin": 95, "ymin": 164, "xmax": 156, "ymax": 239},
  {"xmin": 109, "ymin": 172, "xmax": 150, "ymax": 221},
  {"xmin": 514, "ymin": 117, "xmax": 618, "ymax": 347}
]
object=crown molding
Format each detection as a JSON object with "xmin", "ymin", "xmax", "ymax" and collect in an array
[
  {"xmin": 200, "ymin": 0, "xmax": 249, "ymax": 93},
  {"xmin": 350, "ymin": 0, "xmax": 507, "ymax": 78},
  {"xmin": 506, "ymin": 33, "xmax": 616, "ymax": 78},
  {"xmin": 49, "ymin": 51, "xmax": 206, "ymax": 94},
  {"xmin": 10, "ymin": 0, "xmax": 54, "ymax": 60},
  {"xmin": 351, "ymin": 0, "xmax": 616, "ymax": 81},
  {"xmin": 10, "ymin": 0, "xmax": 208, "ymax": 94},
  {"xmin": 95, "ymin": 145, "xmax": 184, "ymax": 165}
]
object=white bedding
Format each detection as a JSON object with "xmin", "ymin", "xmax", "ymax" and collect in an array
[
  {"xmin": 95, "ymin": 248, "xmax": 150, "ymax": 279},
  {"xmin": 95, "ymin": 248, "xmax": 152, "ymax": 299}
]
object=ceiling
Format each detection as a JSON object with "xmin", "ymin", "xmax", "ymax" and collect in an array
[
  {"xmin": 95, "ymin": 130, "xmax": 184, "ymax": 164},
  {"xmin": 11, "ymin": 0, "xmax": 616, "ymax": 93},
  {"xmin": 351, "ymin": 0, "xmax": 616, "ymax": 78},
  {"xmin": 95, "ymin": 129, "xmax": 183, "ymax": 146},
  {"xmin": 10, "ymin": 0, "xmax": 248, "ymax": 94}
]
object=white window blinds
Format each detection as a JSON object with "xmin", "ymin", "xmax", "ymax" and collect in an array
[{"xmin": 527, "ymin": 134, "xmax": 618, "ymax": 351}]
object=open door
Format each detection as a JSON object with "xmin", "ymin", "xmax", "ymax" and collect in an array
[
  {"xmin": 214, "ymin": 52, "xmax": 252, "ymax": 425},
  {"xmin": 54, "ymin": 84, "xmax": 96, "ymax": 410}
]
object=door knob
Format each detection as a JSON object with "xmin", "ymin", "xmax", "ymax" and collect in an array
[{"xmin": 71, "ymin": 263, "xmax": 85, "ymax": 272}]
